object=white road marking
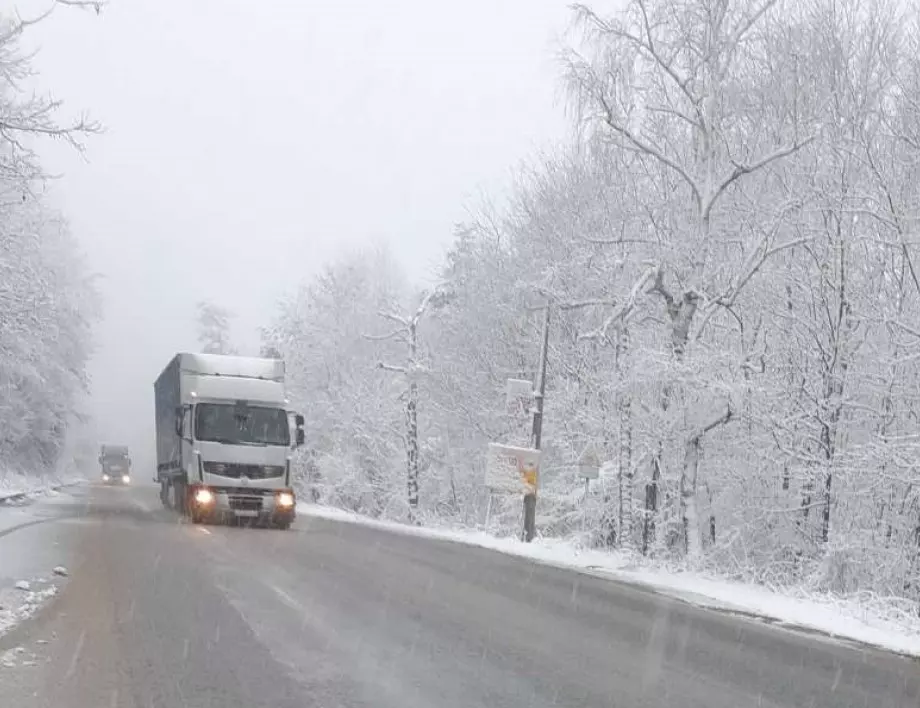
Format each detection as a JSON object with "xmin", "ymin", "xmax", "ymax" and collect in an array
[
  {"xmin": 64, "ymin": 629, "xmax": 86, "ymax": 680},
  {"xmin": 197, "ymin": 527, "xmax": 212, "ymax": 535},
  {"xmin": 268, "ymin": 582, "xmax": 302, "ymax": 611},
  {"xmin": 130, "ymin": 492, "xmax": 154, "ymax": 513}
]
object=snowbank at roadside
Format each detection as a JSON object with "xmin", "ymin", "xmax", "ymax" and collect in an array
[
  {"xmin": 0, "ymin": 580, "xmax": 58, "ymax": 639},
  {"xmin": 0, "ymin": 472, "xmax": 85, "ymax": 505},
  {"xmin": 298, "ymin": 503, "xmax": 920, "ymax": 658}
]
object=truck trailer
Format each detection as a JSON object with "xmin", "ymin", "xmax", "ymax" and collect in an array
[{"xmin": 154, "ymin": 352, "xmax": 305, "ymax": 529}]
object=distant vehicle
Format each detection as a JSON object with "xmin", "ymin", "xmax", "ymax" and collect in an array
[
  {"xmin": 99, "ymin": 444, "xmax": 132, "ymax": 485},
  {"xmin": 154, "ymin": 352, "xmax": 305, "ymax": 529}
]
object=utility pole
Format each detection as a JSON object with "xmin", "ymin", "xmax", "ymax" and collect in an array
[{"xmin": 523, "ymin": 304, "xmax": 550, "ymax": 542}]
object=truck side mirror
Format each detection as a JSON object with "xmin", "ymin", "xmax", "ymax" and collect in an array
[
  {"xmin": 295, "ymin": 414, "xmax": 304, "ymax": 427},
  {"xmin": 174, "ymin": 406, "xmax": 184, "ymax": 437},
  {"xmin": 296, "ymin": 429, "xmax": 305, "ymax": 447},
  {"xmin": 98, "ymin": 455, "xmax": 103, "ymax": 465}
]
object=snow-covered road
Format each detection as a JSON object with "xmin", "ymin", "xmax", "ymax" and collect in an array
[{"xmin": 0, "ymin": 483, "xmax": 917, "ymax": 707}]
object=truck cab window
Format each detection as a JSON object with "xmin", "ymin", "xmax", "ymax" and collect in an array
[{"xmin": 194, "ymin": 403, "xmax": 290, "ymax": 446}]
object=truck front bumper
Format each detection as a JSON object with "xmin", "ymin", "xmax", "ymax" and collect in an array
[{"xmin": 188, "ymin": 485, "xmax": 296, "ymax": 524}]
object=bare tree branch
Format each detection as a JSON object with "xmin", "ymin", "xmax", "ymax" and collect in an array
[
  {"xmin": 378, "ymin": 311, "xmax": 409, "ymax": 327},
  {"xmin": 580, "ymin": 266, "xmax": 657, "ymax": 342},
  {"xmin": 600, "ymin": 106, "xmax": 703, "ymax": 210},
  {"xmin": 363, "ymin": 329, "xmax": 404, "ymax": 343},
  {"xmin": 702, "ymin": 137, "xmax": 815, "ymax": 221},
  {"xmin": 377, "ymin": 362, "xmax": 407, "ymax": 375}
]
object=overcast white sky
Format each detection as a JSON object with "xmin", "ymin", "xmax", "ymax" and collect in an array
[{"xmin": 22, "ymin": 0, "xmax": 581, "ymax": 466}]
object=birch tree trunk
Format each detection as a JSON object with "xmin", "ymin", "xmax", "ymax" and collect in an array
[{"xmin": 406, "ymin": 320, "xmax": 421, "ymax": 518}]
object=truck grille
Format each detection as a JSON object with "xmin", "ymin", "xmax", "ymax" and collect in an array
[
  {"xmin": 227, "ymin": 495, "xmax": 264, "ymax": 512},
  {"xmin": 202, "ymin": 462, "xmax": 284, "ymax": 480}
]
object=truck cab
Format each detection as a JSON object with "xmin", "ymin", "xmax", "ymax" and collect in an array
[{"xmin": 99, "ymin": 444, "xmax": 132, "ymax": 484}]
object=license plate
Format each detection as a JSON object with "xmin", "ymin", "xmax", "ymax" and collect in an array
[{"xmin": 235, "ymin": 510, "xmax": 258, "ymax": 517}]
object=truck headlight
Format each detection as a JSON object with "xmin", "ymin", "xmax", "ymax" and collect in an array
[
  {"xmin": 122, "ymin": 475, "xmax": 131, "ymax": 484},
  {"xmin": 102, "ymin": 474, "xmax": 110, "ymax": 482},
  {"xmin": 195, "ymin": 488, "xmax": 215, "ymax": 505},
  {"xmin": 276, "ymin": 492, "xmax": 294, "ymax": 508}
]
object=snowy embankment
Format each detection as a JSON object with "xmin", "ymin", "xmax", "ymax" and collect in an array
[
  {"xmin": 0, "ymin": 580, "xmax": 60, "ymax": 640},
  {"xmin": 0, "ymin": 568, "xmax": 69, "ymax": 657},
  {"xmin": 0, "ymin": 475, "xmax": 79, "ymax": 643},
  {"xmin": 0, "ymin": 472, "xmax": 85, "ymax": 505},
  {"xmin": 299, "ymin": 503, "xmax": 920, "ymax": 658}
]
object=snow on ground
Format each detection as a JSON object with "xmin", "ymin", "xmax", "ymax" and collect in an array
[
  {"xmin": 0, "ymin": 483, "xmax": 79, "ymax": 641},
  {"xmin": 0, "ymin": 472, "xmax": 85, "ymax": 504},
  {"xmin": 0, "ymin": 578, "xmax": 58, "ymax": 639},
  {"xmin": 299, "ymin": 503, "xmax": 920, "ymax": 658}
]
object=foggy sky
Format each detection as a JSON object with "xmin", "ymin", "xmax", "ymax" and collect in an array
[{"xmin": 23, "ymin": 0, "xmax": 577, "ymax": 467}]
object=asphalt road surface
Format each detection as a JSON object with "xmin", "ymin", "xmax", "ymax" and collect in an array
[{"xmin": 0, "ymin": 484, "xmax": 917, "ymax": 708}]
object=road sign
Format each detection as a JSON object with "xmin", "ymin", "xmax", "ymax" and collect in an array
[
  {"xmin": 577, "ymin": 443, "xmax": 600, "ymax": 480},
  {"xmin": 486, "ymin": 443, "xmax": 540, "ymax": 494},
  {"xmin": 505, "ymin": 378, "xmax": 533, "ymax": 417}
]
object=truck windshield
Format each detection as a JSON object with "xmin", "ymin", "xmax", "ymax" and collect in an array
[{"xmin": 195, "ymin": 403, "xmax": 290, "ymax": 446}]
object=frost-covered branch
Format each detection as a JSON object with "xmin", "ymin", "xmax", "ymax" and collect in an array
[
  {"xmin": 579, "ymin": 266, "xmax": 657, "ymax": 342},
  {"xmin": 702, "ymin": 138, "xmax": 815, "ymax": 221}
]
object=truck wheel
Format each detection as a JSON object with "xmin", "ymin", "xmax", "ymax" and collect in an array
[
  {"xmin": 275, "ymin": 520, "xmax": 291, "ymax": 530},
  {"xmin": 159, "ymin": 480, "xmax": 169, "ymax": 508}
]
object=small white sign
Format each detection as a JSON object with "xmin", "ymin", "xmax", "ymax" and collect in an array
[
  {"xmin": 577, "ymin": 443, "xmax": 601, "ymax": 480},
  {"xmin": 486, "ymin": 443, "xmax": 541, "ymax": 494},
  {"xmin": 505, "ymin": 378, "xmax": 534, "ymax": 417}
]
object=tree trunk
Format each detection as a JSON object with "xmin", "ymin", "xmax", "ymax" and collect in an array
[
  {"xmin": 615, "ymin": 328, "xmax": 633, "ymax": 548},
  {"xmin": 406, "ymin": 319, "xmax": 420, "ymax": 522},
  {"xmin": 682, "ymin": 435, "xmax": 703, "ymax": 560},
  {"xmin": 619, "ymin": 394, "xmax": 633, "ymax": 548},
  {"xmin": 406, "ymin": 379, "xmax": 420, "ymax": 519},
  {"xmin": 681, "ymin": 407, "xmax": 731, "ymax": 559}
]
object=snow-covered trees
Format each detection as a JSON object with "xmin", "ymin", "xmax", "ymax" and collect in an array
[
  {"xmin": 268, "ymin": 0, "xmax": 920, "ymax": 604},
  {"xmin": 262, "ymin": 249, "xmax": 413, "ymax": 517},
  {"xmin": 196, "ymin": 301, "xmax": 237, "ymax": 355},
  {"xmin": 0, "ymin": 7, "xmax": 99, "ymax": 474}
]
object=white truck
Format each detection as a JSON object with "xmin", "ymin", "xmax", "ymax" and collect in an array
[
  {"xmin": 154, "ymin": 353, "xmax": 304, "ymax": 529},
  {"xmin": 99, "ymin": 444, "xmax": 132, "ymax": 485}
]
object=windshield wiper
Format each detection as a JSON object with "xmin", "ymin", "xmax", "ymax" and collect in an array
[{"xmin": 205, "ymin": 437, "xmax": 267, "ymax": 447}]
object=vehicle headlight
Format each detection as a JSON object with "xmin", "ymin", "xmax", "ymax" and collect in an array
[
  {"xmin": 276, "ymin": 492, "xmax": 295, "ymax": 508},
  {"xmin": 102, "ymin": 474, "xmax": 110, "ymax": 481},
  {"xmin": 122, "ymin": 475, "xmax": 131, "ymax": 484},
  {"xmin": 195, "ymin": 488, "xmax": 215, "ymax": 505}
]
